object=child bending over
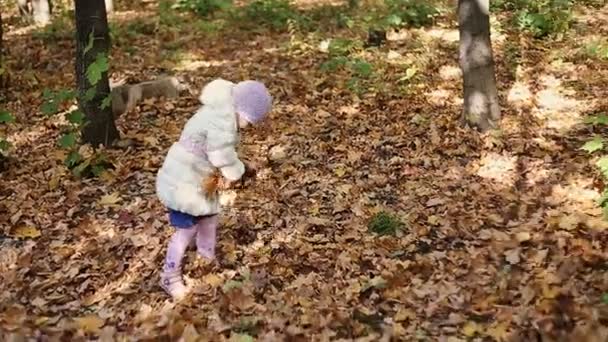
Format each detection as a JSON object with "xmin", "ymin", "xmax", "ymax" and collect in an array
[{"xmin": 155, "ymin": 78, "xmax": 272, "ymax": 299}]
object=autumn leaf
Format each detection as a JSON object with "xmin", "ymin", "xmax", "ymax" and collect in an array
[
  {"xmin": 98, "ymin": 192, "xmax": 121, "ymax": 206},
  {"xmin": 74, "ymin": 314, "xmax": 105, "ymax": 333},
  {"xmin": 462, "ymin": 321, "xmax": 482, "ymax": 337},
  {"xmin": 11, "ymin": 226, "xmax": 41, "ymax": 239}
]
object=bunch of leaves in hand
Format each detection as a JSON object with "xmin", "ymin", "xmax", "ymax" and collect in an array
[{"xmin": 202, "ymin": 162, "xmax": 258, "ymax": 198}]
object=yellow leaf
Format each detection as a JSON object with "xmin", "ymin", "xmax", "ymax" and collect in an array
[
  {"xmin": 462, "ymin": 321, "xmax": 481, "ymax": 337},
  {"xmin": 394, "ymin": 308, "xmax": 416, "ymax": 322},
  {"xmin": 204, "ymin": 273, "xmax": 224, "ymax": 288},
  {"xmin": 181, "ymin": 323, "xmax": 199, "ymax": 342},
  {"xmin": 335, "ymin": 166, "xmax": 346, "ymax": 177},
  {"xmin": 98, "ymin": 170, "xmax": 116, "ymax": 184},
  {"xmin": 35, "ymin": 316, "xmax": 49, "ymax": 325},
  {"xmin": 12, "ymin": 225, "xmax": 41, "ymax": 239},
  {"xmin": 74, "ymin": 314, "xmax": 105, "ymax": 333},
  {"xmin": 144, "ymin": 136, "xmax": 159, "ymax": 146},
  {"xmin": 487, "ymin": 322, "xmax": 509, "ymax": 340},
  {"xmin": 48, "ymin": 175, "xmax": 60, "ymax": 190},
  {"xmin": 427, "ymin": 215, "xmax": 440, "ymax": 225},
  {"xmin": 98, "ymin": 192, "xmax": 121, "ymax": 206},
  {"xmin": 541, "ymin": 283, "xmax": 559, "ymax": 299}
]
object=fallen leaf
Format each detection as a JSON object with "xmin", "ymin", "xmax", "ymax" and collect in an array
[
  {"xmin": 462, "ymin": 321, "xmax": 482, "ymax": 337},
  {"xmin": 11, "ymin": 225, "xmax": 41, "ymax": 239},
  {"xmin": 74, "ymin": 314, "xmax": 105, "ymax": 333},
  {"xmin": 204, "ymin": 273, "xmax": 224, "ymax": 288},
  {"xmin": 181, "ymin": 323, "xmax": 200, "ymax": 342},
  {"xmin": 505, "ymin": 248, "xmax": 521, "ymax": 265},
  {"xmin": 515, "ymin": 231, "xmax": 531, "ymax": 243},
  {"xmin": 98, "ymin": 192, "xmax": 121, "ymax": 206},
  {"xmin": 425, "ymin": 198, "xmax": 444, "ymax": 207}
]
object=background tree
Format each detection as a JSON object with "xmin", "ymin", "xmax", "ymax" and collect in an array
[
  {"xmin": 74, "ymin": 0, "xmax": 119, "ymax": 146},
  {"xmin": 17, "ymin": 0, "xmax": 53, "ymax": 25},
  {"xmin": 0, "ymin": 8, "xmax": 3, "ymax": 90},
  {"xmin": 457, "ymin": 0, "xmax": 500, "ymax": 132}
]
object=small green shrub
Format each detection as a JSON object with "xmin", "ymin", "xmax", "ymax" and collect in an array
[
  {"xmin": 514, "ymin": 0, "xmax": 573, "ymax": 38},
  {"xmin": 581, "ymin": 113, "xmax": 608, "ymax": 218},
  {"xmin": 368, "ymin": 211, "xmax": 404, "ymax": 236},
  {"xmin": 583, "ymin": 39, "xmax": 608, "ymax": 60},
  {"xmin": 238, "ymin": 0, "xmax": 300, "ymax": 30},
  {"xmin": 383, "ymin": 0, "xmax": 439, "ymax": 28},
  {"xmin": 173, "ymin": 0, "xmax": 233, "ymax": 17},
  {"xmin": 0, "ymin": 110, "xmax": 15, "ymax": 154}
]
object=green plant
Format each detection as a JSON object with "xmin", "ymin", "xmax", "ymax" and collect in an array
[
  {"xmin": 173, "ymin": 0, "xmax": 233, "ymax": 17},
  {"xmin": 368, "ymin": 211, "xmax": 403, "ymax": 236},
  {"xmin": 40, "ymin": 33, "xmax": 113, "ymax": 177},
  {"xmin": 515, "ymin": 0, "xmax": 573, "ymax": 38},
  {"xmin": 159, "ymin": 0, "xmax": 182, "ymax": 27},
  {"xmin": 319, "ymin": 38, "xmax": 377, "ymax": 95},
  {"xmin": 0, "ymin": 110, "xmax": 15, "ymax": 154},
  {"xmin": 238, "ymin": 0, "xmax": 300, "ymax": 31},
  {"xmin": 583, "ymin": 39, "xmax": 608, "ymax": 60},
  {"xmin": 383, "ymin": 0, "xmax": 439, "ymax": 28},
  {"xmin": 581, "ymin": 113, "xmax": 608, "ymax": 218}
]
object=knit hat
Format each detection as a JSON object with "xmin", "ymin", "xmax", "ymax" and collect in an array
[{"xmin": 233, "ymin": 80, "xmax": 272, "ymax": 124}]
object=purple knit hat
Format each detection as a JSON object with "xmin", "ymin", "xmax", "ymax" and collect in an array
[{"xmin": 233, "ymin": 80, "xmax": 272, "ymax": 124}]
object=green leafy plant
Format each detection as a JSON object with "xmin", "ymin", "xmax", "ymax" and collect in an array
[
  {"xmin": 383, "ymin": 0, "xmax": 439, "ymax": 28},
  {"xmin": 583, "ymin": 39, "xmax": 608, "ymax": 61},
  {"xmin": 514, "ymin": 0, "xmax": 573, "ymax": 38},
  {"xmin": 238, "ymin": 0, "xmax": 300, "ymax": 31},
  {"xmin": 41, "ymin": 75, "xmax": 112, "ymax": 177},
  {"xmin": 581, "ymin": 113, "xmax": 608, "ymax": 218},
  {"xmin": 0, "ymin": 110, "xmax": 15, "ymax": 153},
  {"xmin": 319, "ymin": 38, "xmax": 376, "ymax": 95},
  {"xmin": 368, "ymin": 211, "xmax": 404, "ymax": 236},
  {"xmin": 173, "ymin": 0, "xmax": 233, "ymax": 17}
]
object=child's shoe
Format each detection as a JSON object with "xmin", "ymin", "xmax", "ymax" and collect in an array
[{"xmin": 160, "ymin": 270, "xmax": 189, "ymax": 299}]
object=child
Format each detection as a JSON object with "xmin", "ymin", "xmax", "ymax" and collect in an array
[{"xmin": 155, "ymin": 78, "xmax": 272, "ymax": 299}]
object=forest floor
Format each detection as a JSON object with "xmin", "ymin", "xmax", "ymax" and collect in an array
[{"xmin": 1, "ymin": 0, "xmax": 608, "ymax": 341}]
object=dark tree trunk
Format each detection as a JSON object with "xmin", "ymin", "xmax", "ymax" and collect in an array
[
  {"xmin": 0, "ymin": 9, "xmax": 3, "ymax": 92},
  {"xmin": 18, "ymin": 0, "xmax": 53, "ymax": 25},
  {"xmin": 457, "ymin": 0, "xmax": 500, "ymax": 132},
  {"xmin": 75, "ymin": 0, "xmax": 119, "ymax": 146}
]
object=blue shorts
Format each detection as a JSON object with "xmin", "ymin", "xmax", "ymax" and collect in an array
[{"xmin": 168, "ymin": 209, "xmax": 215, "ymax": 229}]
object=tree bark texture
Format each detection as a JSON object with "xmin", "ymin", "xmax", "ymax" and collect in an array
[
  {"xmin": 458, "ymin": 0, "xmax": 500, "ymax": 132},
  {"xmin": 75, "ymin": 0, "xmax": 119, "ymax": 146},
  {"xmin": 18, "ymin": 0, "xmax": 53, "ymax": 25},
  {"xmin": 0, "ymin": 9, "xmax": 4, "ymax": 94}
]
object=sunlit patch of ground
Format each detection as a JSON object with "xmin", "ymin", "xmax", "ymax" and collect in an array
[
  {"xmin": 532, "ymin": 74, "xmax": 592, "ymax": 132},
  {"xmin": 472, "ymin": 151, "xmax": 517, "ymax": 187}
]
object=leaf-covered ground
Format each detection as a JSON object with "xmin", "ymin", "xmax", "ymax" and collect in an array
[{"xmin": 1, "ymin": 1, "xmax": 608, "ymax": 340}]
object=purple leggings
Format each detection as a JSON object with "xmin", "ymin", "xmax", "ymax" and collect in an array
[{"xmin": 163, "ymin": 215, "xmax": 218, "ymax": 274}]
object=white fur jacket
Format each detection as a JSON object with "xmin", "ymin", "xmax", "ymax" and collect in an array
[{"xmin": 155, "ymin": 79, "xmax": 245, "ymax": 216}]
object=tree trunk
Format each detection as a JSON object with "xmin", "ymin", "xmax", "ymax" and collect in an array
[
  {"xmin": 31, "ymin": 0, "xmax": 52, "ymax": 25},
  {"xmin": 75, "ymin": 0, "xmax": 119, "ymax": 146},
  {"xmin": 457, "ymin": 0, "xmax": 500, "ymax": 132},
  {"xmin": 105, "ymin": 0, "xmax": 114, "ymax": 13},
  {"xmin": 0, "ymin": 9, "xmax": 3, "ymax": 93}
]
